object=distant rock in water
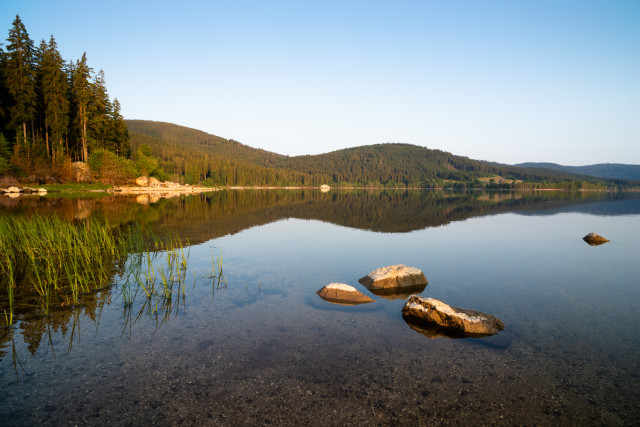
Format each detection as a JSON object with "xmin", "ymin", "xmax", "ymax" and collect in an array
[
  {"xmin": 402, "ymin": 296, "xmax": 504, "ymax": 338},
  {"xmin": 366, "ymin": 283, "xmax": 427, "ymax": 301},
  {"xmin": 359, "ymin": 265, "xmax": 428, "ymax": 290},
  {"xmin": 320, "ymin": 184, "xmax": 330, "ymax": 193},
  {"xmin": 583, "ymin": 233, "xmax": 609, "ymax": 246},
  {"xmin": 316, "ymin": 283, "xmax": 374, "ymax": 306}
]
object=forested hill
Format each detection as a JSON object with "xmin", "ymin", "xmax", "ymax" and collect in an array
[
  {"xmin": 126, "ymin": 120, "xmax": 623, "ymax": 188},
  {"xmin": 516, "ymin": 162, "xmax": 640, "ymax": 182},
  {"xmin": 126, "ymin": 120, "xmax": 285, "ymax": 166}
]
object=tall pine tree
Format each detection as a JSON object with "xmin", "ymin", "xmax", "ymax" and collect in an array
[
  {"xmin": 110, "ymin": 98, "xmax": 129, "ymax": 157},
  {"xmin": 70, "ymin": 52, "xmax": 93, "ymax": 162},
  {"xmin": 4, "ymin": 15, "xmax": 36, "ymax": 149},
  {"xmin": 88, "ymin": 69, "xmax": 111, "ymax": 151},
  {"xmin": 40, "ymin": 35, "xmax": 69, "ymax": 160}
]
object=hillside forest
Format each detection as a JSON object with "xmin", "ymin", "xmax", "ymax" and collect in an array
[{"xmin": 127, "ymin": 120, "xmax": 636, "ymax": 190}]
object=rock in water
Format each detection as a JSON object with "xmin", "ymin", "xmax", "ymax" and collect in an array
[
  {"xmin": 135, "ymin": 176, "xmax": 149, "ymax": 186},
  {"xmin": 402, "ymin": 295, "xmax": 504, "ymax": 338},
  {"xmin": 316, "ymin": 283, "xmax": 374, "ymax": 305},
  {"xmin": 583, "ymin": 233, "xmax": 609, "ymax": 246},
  {"xmin": 359, "ymin": 265, "xmax": 428, "ymax": 290}
]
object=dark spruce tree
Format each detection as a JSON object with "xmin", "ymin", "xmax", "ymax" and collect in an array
[
  {"xmin": 4, "ymin": 15, "xmax": 36, "ymax": 149},
  {"xmin": 40, "ymin": 35, "xmax": 69, "ymax": 161},
  {"xmin": 69, "ymin": 52, "xmax": 93, "ymax": 162}
]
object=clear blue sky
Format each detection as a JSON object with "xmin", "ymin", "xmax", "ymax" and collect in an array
[{"xmin": 2, "ymin": 0, "xmax": 639, "ymax": 165}]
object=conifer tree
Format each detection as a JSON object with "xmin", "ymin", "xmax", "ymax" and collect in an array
[
  {"xmin": 70, "ymin": 52, "xmax": 93, "ymax": 162},
  {"xmin": 41, "ymin": 36, "xmax": 69, "ymax": 160},
  {"xmin": 0, "ymin": 42, "xmax": 10, "ymax": 141},
  {"xmin": 34, "ymin": 39, "xmax": 47, "ymax": 154},
  {"xmin": 4, "ymin": 15, "xmax": 36, "ymax": 147},
  {"xmin": 110, "ymin": 98, "xmax": 130, "ymax": 157},
  {"xmin": 88, "ymin": 69, "xmax": 111, "ymax": 151}
]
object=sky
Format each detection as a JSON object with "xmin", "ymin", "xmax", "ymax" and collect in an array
[{"xmin": 1, "ymin": 0, "xmax": 639, "ymax": 165}]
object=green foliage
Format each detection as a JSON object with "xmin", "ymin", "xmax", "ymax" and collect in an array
[
  {"xmin": 87, "ymin": 148, "xmax": 136, "ymax": 183},
  {"xmin": 0, "ymin": 157, "xmax": 9, "ymax": 175},
  {"xmin": 0, "ymin": 134, "xmax": 11, "ymax": 159},
  {"xmin": 134, "ymin": 150, "xmax": 159, "ymax": 176}
]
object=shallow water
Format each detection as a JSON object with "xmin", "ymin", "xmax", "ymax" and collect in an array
[{"xmin": 1, "ymin": 190, "xmax": 639, "ymax": 425}]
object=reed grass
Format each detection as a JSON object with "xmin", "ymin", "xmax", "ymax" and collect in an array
[
  {"xmin": 0, "ymin": 216, "xmax": 124, "ymax": 320},
  {"xmin": 1, "ymin": 215, "xmax": 224, "ymax": 326}
]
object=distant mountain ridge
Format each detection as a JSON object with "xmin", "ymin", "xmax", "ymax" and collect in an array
[
  {"xmin": 516, "ymin": 162, "xmax": 640, "ymax": 182},
  {"xmin": 125, "ymin": 120, "xmax": 628, "ymax": 188}
]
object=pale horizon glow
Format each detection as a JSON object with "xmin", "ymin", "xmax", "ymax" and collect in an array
[{"xmin": 1, "ymin": 0, "xmax": 639, "ymax": 166}]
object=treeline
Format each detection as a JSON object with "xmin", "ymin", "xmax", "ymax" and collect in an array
[{"xmin": 0, "ymin": 15, "xmax": 129, "ymax": 181}]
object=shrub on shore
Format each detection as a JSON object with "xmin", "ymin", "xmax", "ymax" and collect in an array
[{"xmin": 87, "ymin": 149, "xmax": 137, "ymax": 184}]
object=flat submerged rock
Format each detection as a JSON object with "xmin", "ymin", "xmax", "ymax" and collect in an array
[
  {"xmin": 316, "ymin": 283, "xmax": 374, "ymax": 305},
  {"xmin": 402, "ymin": 295, "xmax": 504, "ymax": 338}
]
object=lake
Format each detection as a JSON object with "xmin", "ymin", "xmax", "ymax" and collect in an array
[{"xmin": 1, "ymin": 189, "xmax": 639, "ymax": 425}]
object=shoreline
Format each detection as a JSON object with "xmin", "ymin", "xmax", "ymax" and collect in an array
[{"xmin": 1, "ymin": 183, "xmax": 632, "ymax": 197}]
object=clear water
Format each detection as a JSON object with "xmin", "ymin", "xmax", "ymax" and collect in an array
[{"xmin": 1, "ymin": 190, "xmax": 639, "ymax": 425}]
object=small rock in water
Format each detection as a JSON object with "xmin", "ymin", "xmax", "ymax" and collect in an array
[
  {"xmin": 402, "ymin": 295, "xmax": 504, "ymax": 338},
  {"xmin": 359, "ymin": 265, "xmax": 428, "ymax": 290},
  {"xmin": 583, "ymin": 232, "xmax": 609, "ymax": 246},
  {"xmin": 316, "ymin": 283, "xmax": 374, "ymax": 305}
]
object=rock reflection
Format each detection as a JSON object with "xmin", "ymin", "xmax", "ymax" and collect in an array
[
  {"xmin": 365, "ymin": 283, "xmax": 427, "ymax": 301},
  {"xmin": 403, "ymin": 317, "xmax": 496, "ymax": 339}
]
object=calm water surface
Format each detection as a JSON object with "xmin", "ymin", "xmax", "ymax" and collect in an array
[{"xmin": 1, "ymin": 190, "xmax": 639, "ymax": 425}]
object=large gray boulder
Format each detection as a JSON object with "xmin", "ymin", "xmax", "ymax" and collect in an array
[
  {"xmin": 583, "ymin": 233, "xmax": 609, "ymax": 246},
  {"xmin": 359, "ymin": 265, "xmax": 427, "ymax": 290},
  {"xmin": 402, "ymin": 295, "xmax": 504, "ymax": 338},
  {"xmin": 316, "ymin": 283, "xmax": 374, "ymax": 305}
]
